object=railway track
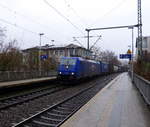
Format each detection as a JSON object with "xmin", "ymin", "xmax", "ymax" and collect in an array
[
  {"xmin": 12, "ymin": 75, "xmax": 115, "ymax": 127},
  {"xmin": 0, "ymin": 84, "xmax": 68, "ymax": 111}
]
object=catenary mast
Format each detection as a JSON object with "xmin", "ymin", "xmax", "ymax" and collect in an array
[{"xmin": 137, "ymin": 0, "xmax": 143, "ymax": 58}]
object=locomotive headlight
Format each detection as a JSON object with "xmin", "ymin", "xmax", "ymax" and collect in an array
[
  {"xmin": 59, "ymin": 72, "xmax": 62, "ymax": 74},
  {"xmin": 71, "ymin": 72, "xmax": 74, "ymax": 75}
]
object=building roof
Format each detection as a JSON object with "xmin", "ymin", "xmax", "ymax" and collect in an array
[
  {"xmin": 23, "ymin": 43, "xmax": 92, "ymax": 52},
  {"xmin": 65, "ymin": 44, "xmax": 80, "ymax": 48}
]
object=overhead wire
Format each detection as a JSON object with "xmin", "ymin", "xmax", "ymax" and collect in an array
[
  {"xmin": 0, "ymin": 18, "xmax": 38, "ymax": 35},
  {"xmin": 63, "ymin": 0, "xmax": 88, "ymax": 49},
  {"xmin": 0, "ymin": 3, "xmax": 58, "ymax": 35},
  {"xmin": 72, "ymin": 37, "xmax": 85, "ymax": 47},
  {"xmin": 43, "ymin": 0, "xmax": 85, "ymax": 35},
  {"xmin": 0, "ymin": 1, "xmax": 90, "ymax": 47},
  {"xmin": 0, "ymin": 1, "xmax": 107, "ymax": 48},
  {"xmin": 88, "ymin": 0, "xmax": 128, "ymax": 49},
  {"xmin": 64, "ymin": 0, "xmax": 88, "ymax": 27},
  {"xmin": 63, "ymin": 0, "xmax": 102, "ymax": 48},
  {"xmin": 0, "ymin": 1, "xmax": 86, "ymax": 47},
  {"xmin": 90, "ymin": 0, "xmax": 128, "ymax": 26},
  {"xmin": 0, "ymin": 17, "xmax": 50, "ymax": 40},
  {"xmin": 63, "ymin": 0, "xmax": 99, "ymax": 34},
  {"xmin": 0, "ymin": 2, "xmax": 61, "ymax": 43}
]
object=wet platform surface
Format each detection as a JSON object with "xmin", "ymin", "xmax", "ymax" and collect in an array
[
  {"xmin": 61, "ymin": 73, "xmax": 150, "ymax": 127},
  {"xmin": 0, "ymin": 76, "xmax": 56, "ymax": 88}
]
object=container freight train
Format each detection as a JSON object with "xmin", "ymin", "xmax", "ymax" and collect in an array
[{"xmin": 57, "ymin": 57, "xmax": 124, "ymax": 80}]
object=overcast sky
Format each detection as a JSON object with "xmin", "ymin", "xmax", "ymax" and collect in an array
[{"xmin": 0, "ymin": 0, "xmax": 149, "ymax": 57}]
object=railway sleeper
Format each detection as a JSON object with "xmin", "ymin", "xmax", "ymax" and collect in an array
[
  {"xmin": 33, "ymin": 118, "xmax": 59, "ymax": 126},
  {"xmin": 43, "ymin": 113, "xmax": 66, "ymax": 120}
]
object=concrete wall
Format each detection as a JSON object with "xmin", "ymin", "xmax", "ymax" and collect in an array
[
  {"xmin": 0, "ymin": 71, "xmax": 57, "ymax": 82},
  {"xmin": 129, "ymin": 72, "xmax": 150, "ymax": 106},
  {"xmin": 133, "ymin": 74, "xmax": 150, "ymax": 106}
]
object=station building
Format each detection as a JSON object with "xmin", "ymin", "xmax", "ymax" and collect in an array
[
  {"xmin": 136, "ymin": 36, "xmax": 150, "ymax": 59},
  {"xmin": 22, "ymin": 43, "xmax": 92, "ymax": 63}
]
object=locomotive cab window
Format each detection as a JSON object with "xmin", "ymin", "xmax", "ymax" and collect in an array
[{"xmin": 60, "ymin": 58, "xmax": 76, "ymax": 65}]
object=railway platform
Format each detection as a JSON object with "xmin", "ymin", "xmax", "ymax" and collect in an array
[
  {"xmin": 61, "ymin": 73, "xmax": 150, "ymax": 127},
  {"xmin": 0, "ymin": 76, "xmax": 56, "ymax": 89}
]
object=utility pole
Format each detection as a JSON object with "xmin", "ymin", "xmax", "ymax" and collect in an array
[
  {"xmin": 85, "ymin": 29, "xmax": 90, "ymax": 50},
  {"xmin": 39, "ymin": 33, "xmax": 44, "ymax": 76},
  {"xmin": 137, "ymin": 0, "xmax": 143, "ymax": 59},
  {"xmin": 131, "ymin": 27, "xmax": 134, "ymax": 82},
  {"xmin": 128, "ymin": 27, "xmax": 134, "ymax": 82}
]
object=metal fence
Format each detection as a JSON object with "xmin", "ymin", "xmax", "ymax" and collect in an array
[
  {"xmin": 132, "ymin": 73, "xmax": 150, "ymax": 106},
  {"xmin": 0, "ymin": 71, "xmax": 57, "ymax": 82}
]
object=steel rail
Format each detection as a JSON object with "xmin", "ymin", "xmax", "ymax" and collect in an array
[
  {"xmin": 0, "ymin": 85, "xmax": 67, "ymax": 110},
  {"xmin": 12, "ymin": 75, "xmax": 115, "ymax": 127}
]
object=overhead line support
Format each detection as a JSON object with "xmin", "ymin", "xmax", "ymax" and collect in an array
[
  {"xmin": 137, "ymin": 0, "xmax": 143, "ymax": 59},
  {"xmin": 85, "ymin": 24, "xmax": 139, "ymax": 50}
]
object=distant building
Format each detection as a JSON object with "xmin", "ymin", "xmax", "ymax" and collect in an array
[
  {"xmin": 142, "ymin": 36, "xmax": 150, "ymax": 53},
  {"xmin": 136, "ymin": 36, "xmax": 150, "ymax": 59},
  {"xmin": 22, "ymin": 43, "xmax": 92, "ymax": 62}
]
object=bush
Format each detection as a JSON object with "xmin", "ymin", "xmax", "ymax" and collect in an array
[
  {"xmin": 134, "ymin": 58, "xmax": 150, "ymax": 81},
  {"xmin": 0, "ymin": 40, "xmax": 23, "ymax": 71}
]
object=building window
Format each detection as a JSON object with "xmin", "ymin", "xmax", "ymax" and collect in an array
[
  {"xmin": 75, "ymin": 49, "xmax": 78, "ymax": 56},
  {"xmin": 64, "ymin": 49, "xmax": 68, "ymax": 56},
  {"xmin": 143, "ymin": 38, "xmax": 147, "ymax": 48},
  {"xmin": 55, "ymin": 50, "xmax": 58, "ymax": 55},
  {"xmin": 59, "ymin": 50, "xmax": 63, "ymax": 56},
  {"xmin": 70, "ymin": 49, "xmax": 74, "ymax": 56}
]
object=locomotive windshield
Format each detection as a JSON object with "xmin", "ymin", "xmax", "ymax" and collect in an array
[{"xmin": 60, "ymin": 58, "xmax": 76, "ymax": 65}]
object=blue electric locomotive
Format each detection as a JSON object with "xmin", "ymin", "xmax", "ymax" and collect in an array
[
  {"xmin": 57, "ymin": 57, "xmax": 101, "ymax": 80},
  {"xmin": 57, "ymin": 57, "xmax": 126, "ymax": 81}
]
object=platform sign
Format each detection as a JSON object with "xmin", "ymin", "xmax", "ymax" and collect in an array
[
  {"xmin": 119, "ymin": 54, "xmax": 132, "ymax": 60},
  {"xmin": 127, "ymin": 49, "xmax": 132, "ymax": 54},
  {"xmin": 40, "ymin": 55, "xmax": 48, "ymax": 60}
]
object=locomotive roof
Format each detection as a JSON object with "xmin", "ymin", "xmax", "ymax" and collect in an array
[{"xmin": 61, "ymin": 57, "xmax": 100, "ymax": 64}]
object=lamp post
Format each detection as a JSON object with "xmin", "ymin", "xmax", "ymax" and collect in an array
[
  {"xmin": 39, "ymin": 33, "xmax": 44, "ymax": 76},
  {"xmin": 128, "ymin": 27, "xmax": 134, "ymax": 82}
]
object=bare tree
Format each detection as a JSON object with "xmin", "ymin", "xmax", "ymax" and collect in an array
[
  {"xmin": 91, "ymin": 45, "xmax": 121, "ymax": 65},
  {"xmin": 99, "ymin": 50, "xmax": 121, "ymax": 65},
  {"xmin": 22, "ymin": 48, "xmax": 59, "ymax": 71},
  {"xmin": 134, "ymin": 51, "xmax": 150, "ymax": 80},
  {"xmin": 42, "ymin": 57, "xmax": 59, "ymax": 71},
  {"xmin": 0, "ymin": 27, "xmax": 6, "ymax": 53},
  {"xmin": 0, "ymin": 39, "xmax": 23, "ymax": 71}
]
